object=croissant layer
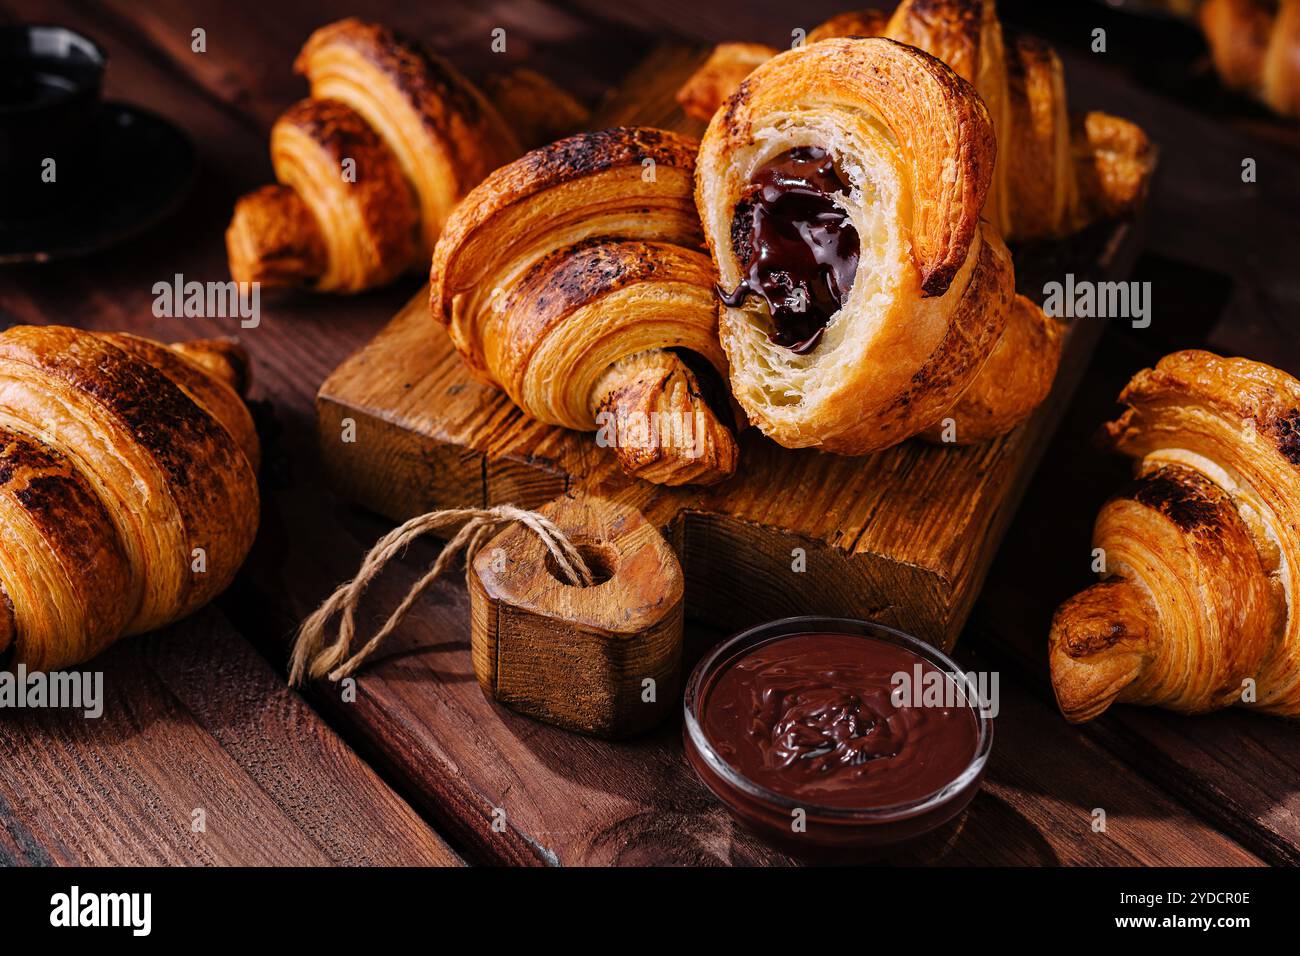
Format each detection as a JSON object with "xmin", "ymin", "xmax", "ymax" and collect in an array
[
  {"xmin": 0, "ymin": 326, "xmax": 260, "ymax": 670},
  {"xmin": 430, "ymin": 127, "xmax": 737, "ymax": 486},
  {"xmin": 271, "ymin": 97, "xmax": 418, "ymax": 292},
  {"xmin": 297, "ymin": 18, "xmax": 519, "ymax": 257},
  {"xmin": 1050, "ymin": 351, "xmax": 1300, "ymax": 721}
]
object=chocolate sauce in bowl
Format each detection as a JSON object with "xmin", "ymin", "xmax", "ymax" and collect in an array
[
  {"xmin": 719, "ymin": 146, "xmax": 860, "ymax": 354},
  {"xmin": 699, "ymin": 632, "xmax": 979, "ymax": 809}
]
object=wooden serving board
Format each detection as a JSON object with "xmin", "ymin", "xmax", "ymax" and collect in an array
[{"xmin": 316, "ymin": 45, "xmax": 1145, "ymax": 651}]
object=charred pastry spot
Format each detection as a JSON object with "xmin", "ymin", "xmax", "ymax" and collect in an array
[
  {"xmin": 919, "ymin": 267, "xmax": 957, "ymax": 299},
  {"xmin": 722, "ymin": 79, "xmax": 750, "ymax": 136},
  {"xmin": 718, "ymin": 146, "xmax": 859, "ymax": 354},
  {"xmin": 1266, "ymin": 408, "xmax": 1300, "ymax": 466},
  {"xmin": 1064, "ymin": 621, "xmax": 1127, "ymax": 657},
  {"xmin": 516, "ymin": 238, "xmax": 659, "ymax": 319},
  {"xmin": 1129, "ymin": 468, "xmax": 1223, "ymax": 534},
  {"xmin": 521, "ymin": 128, "xmax": 689, "ymax": 185},
  {"xmin": 728, "ymin": 197, "xmax": 755, "ymax": 268},
  {"xmin": 281, "ymin": 99, "xmax": 382, "ymax": 161}
]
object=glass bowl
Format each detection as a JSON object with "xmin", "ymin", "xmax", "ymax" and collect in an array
[{"xmin": 683, "ymin": 616, "xmax": 993, "ymax": 861}]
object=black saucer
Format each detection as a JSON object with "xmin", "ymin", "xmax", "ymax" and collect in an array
[{"xmin": 0, "ymin": 100, "xmax": 195, "ymax": 264}]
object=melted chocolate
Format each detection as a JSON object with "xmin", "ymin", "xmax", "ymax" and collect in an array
[
  {"xmin": 719, "ymin": 147, "xmax": 860, "ymax": 354},
  {"xmin": 700, "ymin": 633, "xmax": 978, "ymax": 809}
]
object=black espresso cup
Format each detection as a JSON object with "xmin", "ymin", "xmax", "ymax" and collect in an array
[{"xmin": 0, "ymin": 24, "xmax": 107, "ymax": 218}]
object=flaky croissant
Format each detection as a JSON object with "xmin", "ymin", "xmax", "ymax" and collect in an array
[
  {"xmin": 1201, "ymin": 0, "xmax": 1300, "ymax": 117},
  {"xmin": 429, "ymin": 127, "xmax": 739, "ymax": 486},
  {"xmin": 0, "ymin": 326, "xmax": 260, "ymax": 671},
  {"xmin": 227, "ymin": 18, "xmax": 518, "ymax": 293},
  {"xmin": 678, "ymin": 0, "xmax": 1155, "ymax": 241},
  {"xmin": 695, "ymin": 37, "xmax": 1060, "ymax": 454},
  {"xmin": 1050, "ymin": 351, "xmax": 1300, "ymax": 722}
]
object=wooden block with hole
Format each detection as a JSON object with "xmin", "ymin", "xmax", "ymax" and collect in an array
[{"xmin": 467, "ymin": 493, "xmax": 683, "ymax": 737}]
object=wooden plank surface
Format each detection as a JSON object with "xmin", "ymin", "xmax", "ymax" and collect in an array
[
  {"xmin": 0, "ymin": 0, "xmax": 1294, "ymax": 866},
  {"xmin": 231, "ymin": 551, "xmax": 1265, "ymax": 866},
  {"xmin": 0, "ymin": 609, "xmax": 459, "ymax": 865}
]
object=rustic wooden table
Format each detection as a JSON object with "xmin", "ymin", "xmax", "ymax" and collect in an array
[{"xmin": 0, "ymin": 0, "xmax": 1295, "ymax": 866}]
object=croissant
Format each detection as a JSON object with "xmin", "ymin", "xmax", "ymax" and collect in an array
[
  {"xmin": 227, "ymin": 18, "xmax": 519, "ymax": 292},
  {"xmin": 677, "ymin": 0, "xmax": 1155, "ymax": 241},
  {"xmin": 695, "ymin": 37, "xmax": 1059, "ymax": 454},
  {"xmin": 0, "ymin": 326, "xmax": 260, "ymax": 671},
  {"xmin": 1201, "ymin": 0, "xmax": 1300, "ymax": 117},
  {"xmin": 1049, "ymin": 351, "xmax": 1300, "ymax": 722},
  {"xmin": 429, "ymin": 127, "xmax": 739, "ymax": 486}
]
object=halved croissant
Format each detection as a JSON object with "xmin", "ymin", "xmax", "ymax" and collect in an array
[
  {"xmin": 1050, "ymin": 351, "xmax": 1300, "ymax": 721},
  {"xmin": 429, "ymin": 127, "xmax": 738, "ymax": 486},
  {"xmin": 227, "ymin": 18, "xmax": 518, "ymax": 292},
  {"xmin": 0, "ymin": 326, "xmax": 260, "ymax": 671},
  {"xmin": 1201, "ymin": 0, "xmax": 1300, "ymax": 117},
  {"xmin": 677, "ymin": 0, "xmax": 1155, "ymax": 241},
  {"xmin": 695, "ymin": 37, "xmax": 1057, "ymax": 454}
]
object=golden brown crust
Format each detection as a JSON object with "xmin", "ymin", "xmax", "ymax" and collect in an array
[
  {"xmin": 1050, "ymin": 351, "xmax": 1300, "ymax": 721},
  {"xmin": 226, "ymin": 184, "xmax": 327, "ymax": 287},
  {"xmin": 271, "ymin": 98, "xmax": 418, "ymax": 292},
  {"xmin": 167, "ymin": 337, "xmax": 252, "ymax": 398},
  {"xmin": 485, "ymin": 67, "xmax": 591, "ymax": 151},
  {"xmin": 922, "ymin": 294, "xmax": 1063, "ymax": 445},
  {"xmin": 1072, "ymin": 111, "xmax": 1156, "ymax": 226},
  {"xmin": 1004, "ymin": 33, "xmax": 1076, "ymax": 239},
  {"xmin": 0, "ymin": 425, "xmax": 133, "ymax": 669},
  {"xmin": 494, "ymin": 238, "xmax": 719, "ymax": 406},
  {"xmin": 888, "ymin": 0, "xmax": 992, "ymax": 79},
  {"xmin": 1052, "ymin": 465, "xmax": 1278, "ymax": 720},
  {"xmin": 428, "ymin": 128, "xmax": 733, "ymax": 486},
  {"xmin": 1050, "ymin": 579, "xmax": 1156, "ymax": 723},
  {"xmin": 0, "ymin": 326, "xmax": 260, "ymax": 670},
  {"xmin": 100, "ymin": 333, "xmax": 261, "ymax": 474},
  {"xmin": 297, "ymin": 17, "xmax": 519, "ymax": 255},
  {"xmin": 431, "ymin": 126, "xmax": 702, "ymax": 340},
  {"xmin": 592, "ymin": 350, "xmax": 739, "ymax": 486},
  {"xmin": 836, "ymin": 229, "xmax": 1011, "ymax": 451}
]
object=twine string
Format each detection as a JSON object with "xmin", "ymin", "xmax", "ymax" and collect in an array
[{"xmin": 288, "ymin": 505, "xmax": 593, "ymax": 686}]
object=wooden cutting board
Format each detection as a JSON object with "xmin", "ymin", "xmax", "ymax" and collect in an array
[{"xmin": 315, "ymin": 45, "xmax": 1146, "ymax": 651}]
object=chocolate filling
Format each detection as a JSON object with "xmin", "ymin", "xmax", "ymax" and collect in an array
[
  {"xmin": 700, "ymin": 633, "xmax": 980, "ymax": 808},
  {"xmin": 719, "ymin": 146, "xmax": 860, "ymax": 354}
]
